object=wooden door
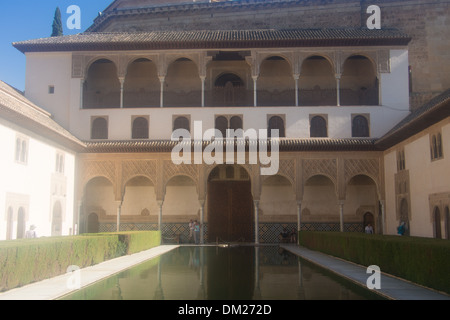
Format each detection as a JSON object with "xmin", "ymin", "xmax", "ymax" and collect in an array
[{"xmin": 208, "ymin": 180, "xmax": 253, "ymax": 242}]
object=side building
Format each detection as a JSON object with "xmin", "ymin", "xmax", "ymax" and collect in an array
[{"xmin": 0, "ymin": 81, "xmax": 84, "ymax": 240}]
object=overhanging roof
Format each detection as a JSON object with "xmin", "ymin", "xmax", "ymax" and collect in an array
[
  {"xmin": 13, "ymin": 28, "xmax": 411, "ymax": 53},
  {"xmin": 376, "ymin": 89, "xmax": 450, "ymax": 149},
  {"xmin": 0, "ymin": 81, "xmax": 85, "ymax": 152},
  {"xmin": 84, "ymin": 138, "xmax": 378, "ymax": 153}
]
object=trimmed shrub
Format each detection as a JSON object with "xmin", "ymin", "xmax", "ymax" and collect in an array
[
  {"xmin": 0, "ymin": 231, "xmax": 161, "ymax": 293},
  {"xmin": 298, "ymin": 231, "xmax": 450, "ymax": 295}
]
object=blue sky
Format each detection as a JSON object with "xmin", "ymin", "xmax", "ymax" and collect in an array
[{"xmin": 0, "ymin": 0, "xmax": 112, "ymax": 91}]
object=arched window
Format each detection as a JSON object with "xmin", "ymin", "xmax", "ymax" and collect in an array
[
  {"xmin": 434, "ymin": 207, "xmax": 442, "ymax": 239},
  {"xmin": 437, "ymin": 133, "xmax": 443, "ymax": 158},
  {"xmin": 215, "ymin": 116, "xmax": 229, "ymax": 138},
  {"xmin": 397, "ymin": 150, "xmax": 406, "ymax": 171},
  {"xmin": 173, "ymin": 116, "xmax": 190, "ymax": 133},
  {"xmin": 432, "ymin": 135, "xmax": 438, "ymax": 159},
  {"xmin": 214, "ymin": 73, "xmax": 246, "ymax": 106},
  {"xmin": 445, "ymin": 206, "xmax": 449, "ymax": 240},
  {"xmin": 268, "ymin": 116, "xmax": 286, "ymax": 138},
  {"xmin": 352, "ymin": 115, "xmax": 370, "ymax": 137},
  {"xmin": 310, "ymin": 116, "xmax": 327, "ymax": 138},
  {"xmin": 6, "ymin": 207, "xmax": 13, "ymax": 240},
  {"xmin": 91, "ymin": 117, "xmax": 108, "ymax": 140},
  {"xmin": 230, "ymin": 116, "xmax": 243, "ymax": 131},
  {"xmin": 132, "ymin": 117, "xmax": 149, "ymax": 139},
  {"xmin": 15, "ymin": 138, "xmax": 21, "ymax": 162},
  {"xmin": 83, "ymin": 59, "xmax": 121, "ymax": 109},
  {"xmin": 124, "ymin": 58, "xmax": 159, "ymax": 108},
  {"xmin": 20, "ymin": 140, "xmax": 27, "ymax": 163},
  {"xmin": 51, "ymin": 201, "xmax": 63, "ymax": 237},
  {"xmin": 17, "ymin": 207, "xmax": 26, "ymax": 239}
]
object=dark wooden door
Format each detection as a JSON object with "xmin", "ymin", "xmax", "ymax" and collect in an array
[{"xmin": 208, "ymin": 180, "xmax": 253, "ymax": 242}]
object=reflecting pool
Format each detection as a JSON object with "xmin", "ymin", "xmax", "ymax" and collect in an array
[{"xmin": 61, "ymin": 246, "xmax": 384, "ymax": 300}]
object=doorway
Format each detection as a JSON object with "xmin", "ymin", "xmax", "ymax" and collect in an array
[{"xmin": 207, "ymin": 166, "xmax": 253, "ymax": 242}]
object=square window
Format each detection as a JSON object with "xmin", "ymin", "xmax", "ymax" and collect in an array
[{"xmin": 48, "ymin": 86, "xmax": 55, "ymax": 94}]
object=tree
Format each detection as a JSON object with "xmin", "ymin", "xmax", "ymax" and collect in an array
[{"xmin": 51, "ymin": 7, "xmax": 63, "ymax": 37}]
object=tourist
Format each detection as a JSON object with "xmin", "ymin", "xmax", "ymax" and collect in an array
[
  {"xmin": 280, "ymin": 228, "xmax": 290, "ymax": 243},
  {"xmin": 25, "ymin": 225, "xmax": 37, "ymax": 239},
  {"xmin": 189, "ymin": 219, "xmax": 194, "ymax": 243},
  {"xmin": 365, "ymin": 223, "xmax": 374, "ymax": 234},
  {"xmin": 289, "ymin": 229, "xmax": 297, "ymax": 243},
  {"xmin": 397, "ymin": 221, "xmax": 406, "ymax": 236},
  {"xmin": 194, "ymin": 220, "xmax": 201, "ymax": 244}
]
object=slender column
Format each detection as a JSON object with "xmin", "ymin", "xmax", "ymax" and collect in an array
[
  {"xmin": 199, "ymin": 200, "xmax": 205, "ymax": 244},
  {"xmin": 116, "ymin": 201, "xmax": 122, "ymax": 232},
  {"xmin": 157, "ymin": 200, "xmax": 164, "ymax": 232},
  {"xmin": 380, "ymin": 200, "xmax": 386, "ymax": 235},
  {"xmin": 339, "ymin": 200, "xmax": 345, "ymax": 232},
  {"xmin": 252, "ymin": 76, "xmax": 258, "ymax": 107},
  {"xmin": 200, "ymin": 76, "xmax": 206, "ymax": 108},
  {"xmin": 76, "ymin": 200, "xmax": 83, "ymax": 235},
  {"xmin": 294, "ymin": 74, "xmax": 300, "ymax": 107},
  {"xmin": 159, "ymin": 76, "xmax": 165, "ymax": 108},
  {"xmin": 335, "ymin": 74, "xmax": 341, "ymax": 107},
  {"xmin": 254, "ymin": 200, "xmax": 260, "ymax": 244},
  {"xmin": 119, "ymin": 77, "xmax": 125, "ymax": 109},
  {"xmin": 377, "ymin": 73, "xmax": 382, "ymax": 106},
  {"xmin": 80, "ymin": 79, "xmax": 85, "ymax": 110},
  {"xmin": 297, "ymin": 201, "xmax": 302, "ymax": 233}
]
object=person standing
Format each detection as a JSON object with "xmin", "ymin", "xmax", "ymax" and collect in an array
[
  {"xmin": 365, "ymin": 223, "xmax": 374, "ymax": 234},
  {"xmin": 397, "ymin": 221, "xmax": 406, "ymax": 236},
  {"xmin": 189, "ymin": 219, "xmax": 194, "ymax": 243},
  {"xmin": 25, "ymin": 225, "xmax": 37, "ymax": 239},
  {"xmin": 194, "ymin": 220, "xmax": 201, "ymax": 244}
]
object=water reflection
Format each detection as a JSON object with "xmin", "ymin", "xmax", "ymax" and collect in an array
[{"xmin": 62, "ymin": 246, "xmax": 383, "ymax": 300}]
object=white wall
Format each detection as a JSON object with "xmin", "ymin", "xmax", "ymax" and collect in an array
[
  {"xmin": 25, "ymin": 52, "xmax": 73, "ymax": 130},
  {"xmin": 0, "ymin": 120, "xmax": 76, "ymax": 240},
  {"xmin": 22, "ymin": 49, "xmax": 410, "ymax": 142},
  {"xmin": 383, "ymin": 120, "xmax": 450, "ymax": 238},
  {"xmin": 380, "ymin": 50, "xmax": 410, "ymax": 110}
]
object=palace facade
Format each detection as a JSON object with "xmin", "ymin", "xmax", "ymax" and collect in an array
[{"xmin": 2, "ymin": 0, "xmax": 449, "ymax": 242}]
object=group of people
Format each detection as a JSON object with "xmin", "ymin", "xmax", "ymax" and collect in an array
[
  {"xmin": 280, "ymin": 228, "xmax": 297, "ymax": 243},
  {"xmin": 364, "ymin": 222, "xmax": 407, "ymax": 235},
  {"xmin": 188, "ymin": 220, "xmax": 201, "ymax": 244}
]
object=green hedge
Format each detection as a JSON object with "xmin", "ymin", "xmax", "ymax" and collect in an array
[
  {"xmin": 0, "ymin": 231, "xmax": 161, "ymax": 293},
  {"xmin": 298, "ymin": 231, "xmax": 450, "ymax": 295},
  {"xmin": 80, "ymin": 231, "xmax": 161, "ymax": 255}
]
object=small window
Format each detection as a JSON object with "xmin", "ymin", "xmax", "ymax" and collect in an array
[
  {"xmin": 397, "ymin": 149, "xmax": 406, "ymax": 171},
  {"xmin": 55, "ymin": 153, "xmax": 65, "ymax": 174},
  {"xmin": 48, "ymin": 86, "xmax": 55, "ymax": 94},
  {"xmin": 15, "ymin": 136, "xmax": 29, "ymax": 164},
  {"xmin": 173, "ymin": 116, "xmax": 191, "ymax": 133},
  {"xmin": 310, "ymin": 116, "xmax": 328, "ymax": 138},
  {"xmin": 268, "ymin": 116, "xmax": 286, "ymax": 138},
  {"xmin": 91, "ymin": 117, "xmax": 108, "ymax": 140},
  {"xmin": 215, "ymin": 115, "xmax": 243, "ymax": 138},
  {"xmin": 431, "ymin": 132, "xmax": 444, "ymax": 161},
  {"xmin": 352, "ymin": 115, "xmax": 370, "ymax": 138},
  {"xmin": 230, "ymin": 116, "xmax": 243, "ymax": 132},
  {"xmin": 132, "ymin": 117, "xmax": 149, "ymax": 139}
]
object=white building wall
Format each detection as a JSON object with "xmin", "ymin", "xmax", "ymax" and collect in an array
[
  {"xmin": 23, "ymin": 49, "xmax": 410, "ymax": 142},
  {"xmin": 0, "ymin": 120, "xmax": 76, "ymax": 240},
  {"xmin": 384, "ymin": 119, "xmax": 450, "ymax": 238},
  {"xmin": 380, "ymin": 49, "xmax": 410, "ymax": 110},
  {"xmin": 25, "ymin": 52, "xmax": 73, "ymax": 130}
]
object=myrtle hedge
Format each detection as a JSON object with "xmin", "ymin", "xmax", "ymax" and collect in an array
[
  {"xmin": 298, "ymin": 231, "xmax": 450, "ymax": 295},
  {"xmin": 0, "ymin": 231, "xmax": 161, "ymax": 292}
]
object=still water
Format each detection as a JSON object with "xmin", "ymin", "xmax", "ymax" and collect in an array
[{"xmin": 61, "ymin": 246, "xmax": 383, "ymax": 300}]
